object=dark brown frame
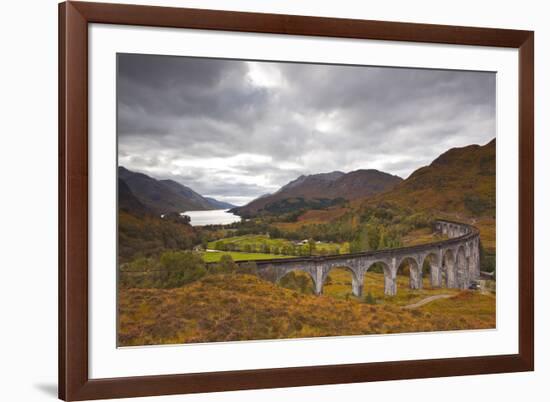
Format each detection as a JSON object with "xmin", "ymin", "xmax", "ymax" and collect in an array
[{"xmin": 59, "ymin": 1, "xmax": 534, "ymax": 400}]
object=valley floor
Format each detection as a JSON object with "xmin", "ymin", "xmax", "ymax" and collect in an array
[
  {"xmin": 201, "ymin": 250, "xmax": 293, "ymax": 263},
  {"xmin": 118, "ymin": 270, "xmax": 496, "ymax": 346}
]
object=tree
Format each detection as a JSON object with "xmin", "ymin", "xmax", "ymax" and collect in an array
[
  {"xmin": 366, "ymin": 223, "xmax": 381, "ymax": 251},
  {"xmin": 118, "ymin": 210, "xmax": 198, "ymax": 263},
  {"xmin": 280, "ymin": 272, "xmax": 313, "ymax": 294},
  {"xmin": 350, "ymin": 226, "xmax": 369, "ymax": 253},
  {"xmin": 218, "ymin": 254, "xmax": 238, "ymax": 274},
  {"xmin": 125, "ymin": 256, "xmax": 156, "ymax": 272},
  {"xmin": 373, "ymin": 225, "xmax": 403, "ymax": 250},
  {"xmin": 479, "ymin": 242, "xmax": 496, "ymax": 273},
  {"xmin": 157, "ymin": 250, "xmax": 207, "ymax": 288},
  {"xmin": 307, "ymin": 238, "xmax": 316, "ymax": 255},
  {"xmin": 236, "ymin": 261, "xmax": 258, "ymax": 275}
]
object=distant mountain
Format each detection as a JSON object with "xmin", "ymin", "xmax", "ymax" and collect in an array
[
  {"xmin": 278, "ymin": 171, "xmax": 345, "ymax": 193},
  {"xmin": 232, "ymin": 169, "xmax": 402, "ymax": 217},
  {"xmin": 118, "ymin": 167, "xmax": 230, "ymax": 214},
  {"xmin": 118, "ymin": 178, "xmax": 151, "ymax": 216},
  {"xmin": 204, "ymin": 197, "xmax": 236, "ymax": 209},
  {"xmin": 365, "ymin": 139, "xmax": 496, "ymax": 217},
  {"xmin": 159, "ymin": 179, "xmax": 214, "ymax": 211}
]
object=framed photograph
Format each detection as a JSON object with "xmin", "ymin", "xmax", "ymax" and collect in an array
[{"xmin": 59, "ymin": 1, "xmax": 534, "ymax": 400}]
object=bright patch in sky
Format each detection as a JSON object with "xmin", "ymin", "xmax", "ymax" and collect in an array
[{"xmin": 246, "ymin": 62, "xmax": 285, "ymax": 88}]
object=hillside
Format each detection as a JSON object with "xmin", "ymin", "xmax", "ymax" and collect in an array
[
  {"xmin": 118, "ymin": 273, "xmax": 495, "ymax": 346},
  {"xmin": 119, "ymin": 167, "xmax": 232, "ymax": 214},
  {"xmin": 203, "ymin": 197, "xmax": 235, "ymax": 209},
  {"xmin": 118, "ymin": 178, "xmax": 151, "ymax": 216},
  {"xmin": 364, "ymin": 139, "xmax": 495, "ymax": 218},
  {"xmin": 118, "ymin": 209, "xmax": 198, "ymax": 262},
  {"xmin": 159, "ymin": 179, "xmax": 216, "ymax": 210},
  {"xmin": 232, "ymin": 169, "xmax": 402, "ymax": 217},
  {"xmin": 353, "ymin": 139, "xmax": 496, "ymax": 252},
  {"xmin": 268, "ymin": 140, "xmax": 496, "ymax": 255}
]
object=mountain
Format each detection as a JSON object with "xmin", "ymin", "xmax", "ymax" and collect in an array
[
  {"xmin": 204, "ymin": 197, "xmax": 236, "ymax": 209},
  {"xmin": 159, "ymin": 179, "xmax": 214, "ymax": 211},
  {"xmin": 118, "ymin": 167, "xmax": 230, "ymax": 214},
  {"xmin": 278, "ymin": 171, "xmax": 345, "ymax": 193},
  {"xmin": 232, "ymin": 169, "xmax": 402, "ymax": 217},
  {"xmin": 118, "ymin": 178, "xmax": 151, "ymax": 216},
  {"xmin": 364, "ymin": 139, "xmax": 496, "ymax": 217},
  {"xmin": 160, "ymin": 181, "xmax": 235, "ymax": 210}
]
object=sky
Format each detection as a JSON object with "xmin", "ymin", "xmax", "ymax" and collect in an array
[{"xmin": 118, "ymin": 53, "xmax": 496, "ymax": 206}]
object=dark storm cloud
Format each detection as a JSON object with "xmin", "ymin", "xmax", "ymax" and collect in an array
[
  {"xmin": 118, "ymin": 54, "xmax": 495, "ymax": 205},
  {"xmin": 118, "ymin": 54, "xmax": 270, "ymax": 137}
]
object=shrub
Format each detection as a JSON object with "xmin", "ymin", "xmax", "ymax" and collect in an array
[
  {"xmin": 118, "ymin": 210, "xmax": 197, "ymax": 263},
  {"xmin": 125, "ymin": 256, "xmax": 157, "ymax": 272},
  {"xmin": 480, "ymin": 243, "xmax": 496, "ymax": 273},
  {"xmin": 368, "ymin": 262, "xmax": 385, "ymax": 274},
  {"xmin": 219, "ymin": 254, "xmax": 238, "ymax": 273},
  {"xmin": 364, "ymin": 292, "xmax": 376, "ymax": 305},
  {"xmin": 236, "ymin": 261, "xmax": 258, "ymax": 275},
  {"xmin": 464, "ymin": 194, "xmax": 493, "ymax": 216},
  {"xmin": 279, "ymin": 272, "xmax": 313, "ymax": 294},
  {"xmin": 120, "ymin": 250, "xmax": 208, "ymax": 289},
  {"xmin": 156, "ymin": 251, "xmax": 207, "ymax": 288}
]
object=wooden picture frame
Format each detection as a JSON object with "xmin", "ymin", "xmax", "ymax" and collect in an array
[{"xmin": 59, "ymin": 1, "xmax": 534, "ymax": 400}]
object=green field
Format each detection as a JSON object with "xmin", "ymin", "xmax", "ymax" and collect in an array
[
  {"xmin": 201, "ymin": 251, "xmax": 295, "ymax": 263},
  {"xmin": 208, "ymin": 234, "xmax": 348, "ymax": 256}
]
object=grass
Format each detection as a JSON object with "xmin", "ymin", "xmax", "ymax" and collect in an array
[
  {"xmin": 118, "ymin": 141, "xmax": 498, "ymax": 346},
  {"xmin": 208, "ymin": 234, "xmax": 348, "ymax": 255},
  {"xmin": 420, "ymin": 291, "xmax": 496, "ymax": 328},
  {"xmin": 274, "ymin": 207, "xmax": 349, "ymax": 230},
  {"xmin": 475, "ymin": 216, "xmax": 496, "ymax": 252},
  {"xmin": 118, "ymin": 269, "xmax": 496, "ymax": 346},
  {"xmin": 201, "ymin": 251, "xmax": 294, "ymax": 263},
  {"xmin": 208, "ymin": 234, "xmax": 289, "ymax": 250},
  {"xmin": 401, "ymin": 227, "xmax": 448, "ymax": 247},
  {"xmin": 323, "ymin": 268, "xmax": 463, "ymax": 306}
]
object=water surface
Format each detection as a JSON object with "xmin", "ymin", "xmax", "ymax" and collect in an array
[{"xmin": 182, "ymin": 209, "xmax": 241, "ymax": 226}]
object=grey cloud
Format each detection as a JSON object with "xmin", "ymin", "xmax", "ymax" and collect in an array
[
  {"xmin": 144, "ymin": 168, "xmax": 271, "ymax": 205},
  {"xmin": 118, "ymin": 54, "xmax": 495, "ymax": 204}
]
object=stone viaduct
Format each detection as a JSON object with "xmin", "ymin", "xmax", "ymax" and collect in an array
[{"xmin": 251, "ymin": 220, "xmax": 480, "ymax": 297}]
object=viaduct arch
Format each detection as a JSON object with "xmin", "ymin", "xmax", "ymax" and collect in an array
[{"xmin": 250, "ymin": 220, "xmax": 480, "ymax": 297}]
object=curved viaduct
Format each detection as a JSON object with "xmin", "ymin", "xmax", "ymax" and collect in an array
[{"xmin": 252, "ymin": 220, "xmax": 480, "ymax": 297}]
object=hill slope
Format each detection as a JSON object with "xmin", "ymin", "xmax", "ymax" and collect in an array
[
  {"xmin": 119, "ymin": 167, "xmax": 233, "ymax": 214},
  {"xmin": 118, "ymin": 273, "xmax": 495, "ymax": 346},
  {"xmin": 118, "ymin": 178, "xmax": 151, "ymax": 216},
  {"xmin": 364, "ymin": 139, "xmax": 495, "ymax": 218},
  {"xmin": 203, "ymin": 197, "xmax": 235, "ymax": 209},
  {"xmin": 232, "ymin": 169, "xmax": 402, "ymax": 217},
  {"xmin": 159, "ymin": 179, "xmax": 215, "ymax": 211}
]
